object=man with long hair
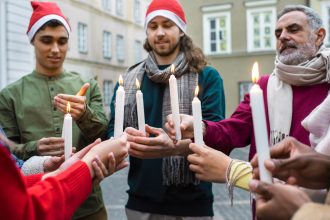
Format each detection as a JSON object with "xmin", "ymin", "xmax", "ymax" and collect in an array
[{"xmin": 107, "ymin": 0, "xmax": 225, "ymax": 219}]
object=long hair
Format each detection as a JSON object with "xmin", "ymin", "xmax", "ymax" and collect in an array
[{"xmin": 144, "ymin": 35, "xmax": 207, "ymax": 73}]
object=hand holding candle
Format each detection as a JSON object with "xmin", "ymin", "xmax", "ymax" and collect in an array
[
  {"xmin": 136, "ymin": 79, "xmax": 145, "ymax": 133},
  {"xmin": 192, "ymin": 86, "xmax": 204, "ymax": 147},
  {"xmin": 114, "ymin": 75, "xmax": 125, "ymax": 138},
  {"xmin": 169, "ymin": 64, "xmax": 182, "ymax": 140},
  {"xmin": 64, "ymin": 102, "xmax": 72, "ymax": 161},
  {"xmin": 249, "ymin": 62, "xmax": 273, "ymax": 183}
]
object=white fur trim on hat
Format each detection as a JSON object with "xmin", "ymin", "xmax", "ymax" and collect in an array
[
  {"xmin": 27, "ymin": 14, "xmax": 71, "ymax": 41},
  {"xmin": 145, "ymin": 9, "xmax": 187, "ymax": 33}
]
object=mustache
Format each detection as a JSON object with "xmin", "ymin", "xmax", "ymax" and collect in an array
[{"xmin": 280, "ymin": 42, "xmax": 297, "ymax": 53}]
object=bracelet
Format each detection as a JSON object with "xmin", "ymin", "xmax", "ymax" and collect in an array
[{"xmin": 226, "ymin": 160, "xmax": 252, "ymax": 206}]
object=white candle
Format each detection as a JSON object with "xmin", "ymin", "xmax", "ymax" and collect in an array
[
  {"xmin": 192, "ymin": 86, "xmax": 204, "ymax": 146},
  {"xmin": 114, "ymin": 74, "xmax": 125, "ymax": 138},
  {"xmin": 169, "ymin": 64, "xmax": 182, "ymax": 140},
  {"xmin": 249, "ymin": 62, "xmax": 273, "ymax": 183},
  {"xmin": 64, "ymin": 102, "xmax": 72, "ymax": 161},
  {"xmin": 136, "ymin": 79, "xmax": 145, "ymax": 133}
]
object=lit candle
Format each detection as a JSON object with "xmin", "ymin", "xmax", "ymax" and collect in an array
[
  {"xmin": 169, "ymin": 64, "xmax": 182, "ymax": 140},
  {"xmin": 136, "ymin": 79, "xmax": 145, "ymax": 133},
  {"xmin": 64, "ymin": 102, "xmax": 72, "ymax": 161},
  {"xmin": 249, "ymin": 62, "xmax": 273, "ymax": 183},
  {"xmin": 114, "ymin": 74, "xmax": 125, "ymax": 138},
  {"xmin": 192, "ymin": 86, "xmax": 204, "ymax": 146}
]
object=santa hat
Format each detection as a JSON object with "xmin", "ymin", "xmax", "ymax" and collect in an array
[
  {"xmin": 27, "ymin": 1, "xmax": 71, "ymax": 41},
  {"xmin": 145, "ymin": 0, "xmax": 187, "ymax": 33}
]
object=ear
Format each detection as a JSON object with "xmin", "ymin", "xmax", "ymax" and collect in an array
[
  {"xmin": 315, "ymin": 27, "xmax": 326, "ymax": 48},
  {"xmin": 179, "ymin": 30, "xmax": 185, "ymax": 37}
]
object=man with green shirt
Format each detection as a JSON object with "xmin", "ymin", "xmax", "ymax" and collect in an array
[
  {"xmin": 107, "ymin": 0, "xmax": 225, "ymax": 219},
  {"xmin": 0, "ymin": 2, "xmax": 108, "ymax": 220}
]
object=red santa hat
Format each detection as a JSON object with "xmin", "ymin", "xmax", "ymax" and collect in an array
[
  {"xmin": 27, "ymin": 1, "xmax": 71, "ymax": 41},
  {"xmin": 145, "ymin": 0, "xmax": 187, "ymax": 33}
]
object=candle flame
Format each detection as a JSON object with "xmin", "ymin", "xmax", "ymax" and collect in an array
[
  {"xmin": 66, "ymin": 102, "xmax": 71, "ymax": 113},
  {"xmin": 170, "ymin": 64, "xmax": 175, "ymax": 74},
  {"xmin": 119, "ymin": 74, "xmax": 123, "ymax": 86},
  {"xmin": 194, "ymin": 86, "xmax": 199, "ymax": 97},
  {"xmin": 135, "ymin": 78, "xmax": 140, "ymax": 90},
  {"xmin": 251, "ymin": 62, "xmax": 259, "ymax": 83}
]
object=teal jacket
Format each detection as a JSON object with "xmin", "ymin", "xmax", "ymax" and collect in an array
[{"xmin": 107, "ymin": 66, "xmax": 225, "ymax": 216}]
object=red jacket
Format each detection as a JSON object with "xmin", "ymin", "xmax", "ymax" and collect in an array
[{"xmin": 0, "ymin": 146, "xmax": 92, "ymax": 220}]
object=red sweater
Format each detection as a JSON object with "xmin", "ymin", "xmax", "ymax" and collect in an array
[
  {"xmin": 204, "ymin": 75, "xmax": 330, "ymax": 160},
  {"xmin": 0, "ymin": 146, "xmax": 92, "ymax": 220}
]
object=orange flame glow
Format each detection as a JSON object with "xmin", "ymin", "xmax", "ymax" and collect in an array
[
  {"xmin": 135, "ymin": 78, "xmax": 140, "ymax": 90},
  {"xmin": 119, "ymin": 74, "xmax": 123, "ymax": 86},
  {"xmin": 67, "ymin": 102, "xmax": 71, "ymax": 113},
  {"xmin": 194, "ymin": 86, "xmax": 199, "ymax": 97},
  {"xmin": 170, "ymin": 64, "xmax": 175, "ymax": 74},
  {"xmin": 251, "ymin": 62, "xmax": 259, "ymax": 83}
]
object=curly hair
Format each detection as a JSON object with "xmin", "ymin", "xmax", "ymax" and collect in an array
[{"xmin": 143, "ymin": 34, "xmax": 207, "ymax": 73}]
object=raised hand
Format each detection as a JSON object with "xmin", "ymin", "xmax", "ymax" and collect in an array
[
  {"xmin": 37, "ymin": 137, "xmax": 65, "ymax": 156},
  {"xmin": 165, "ymin": 114, "xmax": 196, "ymax": 141},
  {"xmin": 188, "ymin": 143, "xmax": 231, "ymax": 183},
  {"xmin": 249, "ymin": 180, "xmax": 310, "ymax": 220},
  {"xmin": 53, "ymin": 83, "xmax": 90, "ymax": 120},
  {"xmin": 125, "ymin": 125, "xmax": 177, "ymax": 159},
  {"xmin": 250, "ymin": 137, "xmax": 314, "ymax": 184}
]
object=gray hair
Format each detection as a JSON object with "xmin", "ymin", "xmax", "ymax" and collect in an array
[{"xmin": 278, "ymin": 5, "xmax": 323, "ymax": 30}]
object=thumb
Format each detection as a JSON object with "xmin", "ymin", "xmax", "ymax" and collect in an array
[
  {"xmin": 76, "ymin": 83, "xmax": 90, "ymax": 96},
  {"xmin": 145, "ymin": 124, "xmax": 161, "ymax": 135},
  {"xmin": 189, "ymin": 142, "xmax": 204, "ymax": 155}
]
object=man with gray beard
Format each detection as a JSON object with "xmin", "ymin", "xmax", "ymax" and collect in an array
[{"xmin": 165, "ymin": 4, "xmax": 330, "ymax": 201}]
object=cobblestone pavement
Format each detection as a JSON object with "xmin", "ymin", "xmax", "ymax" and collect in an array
[{"xmin": 101, "ymin": 147, "xmax": 252, "ymax": 220}]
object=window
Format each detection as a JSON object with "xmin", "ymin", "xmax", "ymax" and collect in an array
[
  {"xmin": 239, "ymin": 81, "xmax": 253, "ymax": 102},
  {"xmin": 116, "ymin": 0, "xmax": 123, "ymax": 16},
  {"xmin": 116, "ymin": 35, "xmax": 125, "ymax": 62},
  {"xmin": 247, "ymin": 7, "xmax": 276, "ymax": 52},
  {"xmin": 134, "ymin": 40, "xmax": 142, "ymax": 63},
  {"xmin": 103, "ymin": 31, "xmax": 112, "ymax": 59},
  {"xmin": 103, "ymin": 80, "xmax": 114, "ymax": 106},
  {"xmin": 203, "ymin": 12, "xmax": 231, "ymax": 55},
  {"xmin": 102, "ymin": 0, "xmax": 111, "ymax": 11},
  {"xmin": 134, "ymin": 0, "xmax": 141, "ymax": 23},
  {"xmin": 321, "ymin": 1, "xmax": 330, "ymax": 45},
  {"xmin": 78, "ymin": 23, "xmax": 88, "ymax": 53}
]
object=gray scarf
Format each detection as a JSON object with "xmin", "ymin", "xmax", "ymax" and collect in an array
[
  {"xmin": 122, "ymin": 52, "xmax": 199, "ymax": 185},
  {"xmin": 268, "ymin": 46, "xmax": 330, "ymax": 146}
]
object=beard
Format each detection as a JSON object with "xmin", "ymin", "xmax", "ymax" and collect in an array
[
  {"xmin": 149, "ymin": 39, "xmax": 180, "ymax": 57},
  {"xmin": 277, "ymin": 39, "xmax": 318, "ymax": 65}
]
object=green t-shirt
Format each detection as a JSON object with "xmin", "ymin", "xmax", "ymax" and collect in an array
[
  {"xmin": 0, "ymin": 70, "xmax": 108, "ymax": 218},
  {"xmin": 107, "ymin": 66, "xmax": 225, "ymax": 216}
]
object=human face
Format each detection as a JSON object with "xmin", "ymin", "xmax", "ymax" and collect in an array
[
  {"xmin": 146, "ymin": 16, "xmax": 184, "ymax": 64},
  {"xmin": 275, "ymin": 11, "xmax": 320, "ymax": 65},
  {"xmin": 33, "ymin": 25, "xmax": 69, "ymax": 76}
]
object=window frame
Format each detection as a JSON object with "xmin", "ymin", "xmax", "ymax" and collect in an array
[
  {"xmin": 116, "ymin": 34, "xmax": 125, "ymax": 62},
  {"xmin": 78, "ymin": 22, "xmax": 88, "ymax": 54},
  {"xmin": 103, "ymin": 31, "xmax": 112, "ymax": 59},
  {"xmin": 203, "ymin": 11, "xmax": 232, "ymax": 55},
  {"xmin": 246, "ymin": 6, "xmax": 276, "ymax": 52}
]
